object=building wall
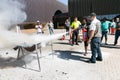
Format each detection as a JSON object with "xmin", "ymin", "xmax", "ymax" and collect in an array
[
  {"xmin": 25, "ymin": 0, "xmax": 68, "ymax": 22},
  {"xmin": 69, "ymin": 0, "xmax": 120, "ymax": 17}
]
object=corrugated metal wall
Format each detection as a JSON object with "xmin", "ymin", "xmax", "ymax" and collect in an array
[{"xmin": 69, "ymin": 0, "xmax": 120, "ymax": 17}]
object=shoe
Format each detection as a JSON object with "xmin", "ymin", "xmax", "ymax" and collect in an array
[
  {"xmin": 86, "ymin": 59, "xmax": 96, "ymax": 64},
  {"xmin": 79, "ymin": 40, "xmax": 82, "ymax": 43},
  {"xmin": 76, "ymin": 43, "xmax": 79, "ymax": 45},
  {"xmin": 84, "ymin": 52, "xmax": 88, "ymax": 56},
  {"xmin": 105, "ymin": 43, "xmax": 108, "ymax": 45},
  {"xmin": 96, "ymin": 58, "xmax": 103, "ymax": 61},
  {"xmin": 114, "ymin": 44, "xmax": 117, "ymax": 46},
  {"xmin": 71, "ymin": 44, "xmax": 74, "ymax": 46}
]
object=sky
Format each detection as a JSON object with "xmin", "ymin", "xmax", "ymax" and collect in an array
[{"xmin": 58, "ymin": 0, "xmax": 68, "ymax": 5}]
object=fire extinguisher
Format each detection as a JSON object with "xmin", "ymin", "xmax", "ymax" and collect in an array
[{"xmin": 62, "ymin": 35, "xmax": 65, "ymax": 40}]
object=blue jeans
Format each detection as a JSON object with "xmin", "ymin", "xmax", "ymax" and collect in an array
[
  {"xmin": 114, "ymin": 30, "xmax": 120, "ymax": 45},
  {"xmin": 72, "ymin": 30, "xmax": 79, "ymax": 44},
  {"xmin": 90, "ymin": 37, "xmax": 102, "ymax": 62},
  {"xmin": 49, "ymin": 28, "xmax": 54, "ymax": 35},
  {"xmin": 101, "ymin": 31, "xmax": 108, "ymax": 41}
]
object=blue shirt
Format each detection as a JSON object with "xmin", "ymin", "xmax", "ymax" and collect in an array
[{"xmin": 101, "ymin": 21, "xmax": 111, "ymax": 31}]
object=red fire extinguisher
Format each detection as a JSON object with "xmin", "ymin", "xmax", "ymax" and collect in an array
[{"xmin": 62, "ymin": 35, "xmax": 65, "ymax": 40}]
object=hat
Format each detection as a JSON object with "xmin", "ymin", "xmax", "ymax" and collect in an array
[
  {"xmin": 37, "ymin": 20, "xmax": 40, "ymax": 23},
  {"xmin": 90, "ymin": 12, "xmax": 96, "ymax": 17}
]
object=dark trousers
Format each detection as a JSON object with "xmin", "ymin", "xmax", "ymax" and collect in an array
[
  {"xmin": 90, "ymin": 37, "xmax": 102, "ymax": 62},
  {"xmin": 114, "ymin": 30, "xmax": 120, "ymax": 45},
  {"xmin": 101, "ymin": 31, "xmax": 108, "ymax": 40},
  {"xmin": 66, "ymin": 27, "xmax": 69, "ymax": 35},
  {"xmin": 49, "ymin": 28, "xmax": 54, "ymax": 35},
  {"xmin": 72, "ymin": 30, "xmax": 79, "ymax": 44}
]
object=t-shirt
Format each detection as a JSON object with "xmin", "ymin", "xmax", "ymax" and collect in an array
[
  {"xmin": 89, "ymin": 17, "xmax": 102, "ymax": 37},
  {"xmin": 35, "ymin": 25, "xmax": 42, "ymax": 33},
  {"xmin": 110, "ymin": 22, "xmax": 116, "ymax": 28},
  {"xmin": 48, "ymin": 22, "xmax": 54, "ymax": 28},
  {"xmin": 101, "ymin": 21, "xmax": 111, "ymax": 31},
  {"xmin": 65, "ymin": 21, "xmax": 70, "ymax": 27},
  {"xmin": 71, "ymin": 21, "xmax": 81, "ymax": 29}
]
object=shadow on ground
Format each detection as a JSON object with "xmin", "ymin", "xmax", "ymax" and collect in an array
[
  {"xmin": 55, "ymin": 50, "xmax": 90, "ymax": 62},
  {"xmin": 101, "ymin": 44, "xmax": 120, "ymax": 49},
  {"xmin": 54, "ymin": 42, "xmax": 70, "ymax": 45},
  {"xmin": 0, "ymin": 57, "xmax": 25, "ymax": 69}
]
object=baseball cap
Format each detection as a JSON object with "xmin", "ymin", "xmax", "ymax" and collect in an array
[
  {"xmin": 37, "ymin": 20, "xmax": 40, "ymax": 23},
  {"xmin": 90, "ymin": 12, "xmax": 96, "ymax": 17}
]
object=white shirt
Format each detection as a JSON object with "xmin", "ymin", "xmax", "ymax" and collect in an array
[
  {"xmin": 89, "ymin": 17, "xmax": 101, "ymax": 31},
  {"xmin": 110, "ymin": 22, "xmax": 116, "ymax": 28},
  {"xmin": 65, "ymin": 21, "xmax": 70, "ymax": 27},
  {"xmin": 89, "ymin": 17, "xmax": 102, "ymax": 37},
  {"xmin": 48, "ymin": 22, "xmax": 54, "ymax": 28},
  {"xmin": 35, "ymin": 25, "xmax": 42, "ymax": 33}
]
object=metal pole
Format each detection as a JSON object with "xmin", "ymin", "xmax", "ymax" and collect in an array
[
  {"xmin": 17, "ymin": 47, "xmax": 21, "ymax": 60},
  {"xmin": 39, "ymin": 43, "xmax": 42, "ymax": 57},
  {"xmin": 35, "ymin": 44, "xmax": 41, "ymax": 71},
  {"xmin": 21, "ymin": 47, "xmax": 25, "ymax": 56},
  {"xmin": 51, "ymin": 41, "xmax": 54, "ymax": 57},
  {"xmin": 20, "ymin": 47, "xmax": 27, "ymax": 68}
]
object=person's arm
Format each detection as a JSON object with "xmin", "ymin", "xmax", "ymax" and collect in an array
[
  {"xmin": 65, "ymin": 21, "xmax": 67, "ymax": 25},
  {"xmin": 78, "ymin": 21, "xmax": 82, "ymax": 30},
  {"xmin": 88, "ymin": 23, "xmax": 96, "ymax": 44},
  {"xmin": 88, "ymin": 30, "xmax": 95, "ymax": 41},
  {"xmin": 114, "ymin": 22, "xmax": 116, "ymax": 28},
  {"xmin": 52, "ymin": 23, "xmax": 54, "ymax": 28},
  {"xmin": 71, "ymin": 22, "xmax": 74, "ymax": 29},
  {"xmin": 109, "ymin": 21, "xmax": 112, "ymax": 28},
  {"xmin": 79, "ymin": 21, "xmax": 81, "ymax": 26},
  {"xmin": 35, "ymin": 25, "xmax": 38, "ymax": 30}
]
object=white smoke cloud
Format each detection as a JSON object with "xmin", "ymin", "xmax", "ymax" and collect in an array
[
  {"xmin": 0, "ymin": 0, "xmax": 27, "ymax": 30},
  {"xmin": 0, "ymin": 30, "xmax": 67, "ymax": 49},
  {"xmin": 0, "ymin": 0, "xmax": 66, "ymax": 50},
  {"xmin": 0, "ymin": 0, "xmax": 28, "ymax": 49}
]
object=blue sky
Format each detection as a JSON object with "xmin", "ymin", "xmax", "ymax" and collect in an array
[{"xmin": 58, "ymin": 0, "xmax": 68, "ymax": 5}]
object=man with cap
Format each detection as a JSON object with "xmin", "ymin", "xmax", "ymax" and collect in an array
[
  {"xmin": 87, "ymin": 13, "xmax": 103, "ymax": 63},
  {"xmin": 35, "ymin": 21, "xmax": 43, "ymax": 34}
]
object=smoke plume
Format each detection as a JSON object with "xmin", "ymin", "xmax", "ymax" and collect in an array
[
  {"xmin": 0, "ymin": 0, "xmax": 66, "ymax": 49},
  {"xmin": 0, "ymin": 0, "xmax": 27, "ymax": 30}
]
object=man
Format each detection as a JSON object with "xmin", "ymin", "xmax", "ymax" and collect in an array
[
  {"xmin": 87, "ymin": 13, "xmax": 103, "ymax": 63},
  {"xmin": 48, "ymin": 20, "xmax": 54, "ymax": 35},
  {"xmin": 114, "ymin": 18, "xmax": 120, "ymax": 46},
  {"xmin": 101, "ymin": 18, "xmax": 111, "ymax": 45},
  {"xmin": 71, "ymin": 17, "xmax": 81, "ymax": 46},
  {"xmin": 35, "ymin": 21, "xmax": 43, "ymax": 34},
  {"xmin": 65, "ymin": 19, "xmax": 70, "ymax": 35},
  {"xmin": 110, "ymin": 19, "xmax": 116, "ymax": 35}
]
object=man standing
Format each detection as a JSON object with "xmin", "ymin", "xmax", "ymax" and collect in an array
[
  {"xmin": 71, "ymin": 17, "xmax": 81, "ymax": 46},
  {"xmin": 101, "ymin": 18, "xmax": 111, "ymax": 45},
  {"xmin": 110, "ymin": 19, "xmax": 116, "ymax": 35},
  {"xmin": 87, "ymin": 13, "xmax": 103, "ymax": 63},
  {"xmin": 114, "ymin": 18, "xmax": 120, "ymax": 46},
  {"xmin": 65, "ymin": 19, "xmax": 70, "ymax": 35},
  {"xmin": 48, "ymin": 20, "xmax": 54, "ymax": 35},
  {"xmin": 35, "ymin": 21, "xmax": 43, "ymax": 34}
]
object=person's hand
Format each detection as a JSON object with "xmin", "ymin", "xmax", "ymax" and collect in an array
[
  {"xmin": 87, "ymin": 39, "xmax": 91, "ymax": 44},
  {"xmin": 71, "ymin": 29, "xmax": 74, "ymax": 32}
]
